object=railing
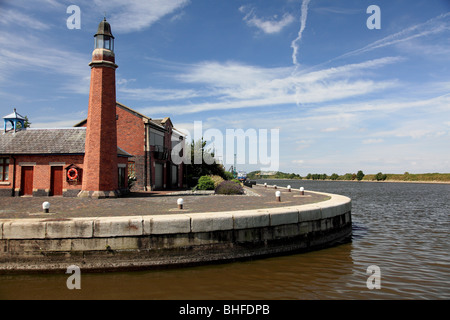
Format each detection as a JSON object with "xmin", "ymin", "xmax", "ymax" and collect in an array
[{"xmin": 151, "ymin": 145, "xmax": 169, "ymax": 160}]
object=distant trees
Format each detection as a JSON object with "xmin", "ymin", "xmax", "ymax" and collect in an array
[
  {"xmin": 246, "ymin": 170, "xmax": 449, "ymax": 183},
  {"xmin": 305, "ymin": 171, "xmax": 365, "ymax": 181},
  {"xmin": 356, "ymin": 170, "xmax": 365, "ymax": 181},
  {"xmin": 246, "ymin": 171, "xmax": 302, "ymax": 179},
  {"xmin": 330, "ymin": 173, "xmax": 339, "ymax": 180},
  {"xmin": 375, "ymin": 172, "xmax": 387, "ymax": 181}
]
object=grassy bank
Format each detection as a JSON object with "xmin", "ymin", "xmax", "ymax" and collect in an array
[
  {"xmin": 248, "ymin": 171, "xmax": 450, "ymax": 183},
  {"xmin": 362, "ymin": 173, "xmax": 450, "ymax": 183}
]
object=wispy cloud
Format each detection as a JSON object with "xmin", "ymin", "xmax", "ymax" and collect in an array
[
  {"xmin": 134, "ymin": 56, "xmax": 400, "ymax": 115},
  {"xmin": 0, "ymin": 8, "xmax": 51, "ymax": 30},
  {"xmin": 240, "ymin": 6, "xmax": 295, "ymax": 34},
  {"xmin": 312, "ymin": 6, "xmax": 360, "ymax": 15},
  {"xmin": 291, "ymin": 0, "xmax": 311, "ymax": 66},
  {"xmin": 362, "ymin": 139, "xmax": 384, "ymax": 144},
  {"xmin": 0, "ymin": 31, "xmax": 90, "ymax": 93},
  {"xmin": 118, "ymin": 86, "xmax": 202, "ymax": 101},
  {"xmin": 93, "ymin": 0, "xmax": 190, "ymax": 33},
  {"xmin": 339, "ymin": 12, "xmax": 450, "ymax": 59}
]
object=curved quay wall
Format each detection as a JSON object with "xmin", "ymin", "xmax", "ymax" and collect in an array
[{"xmin": 0, "ymin": 190, "xmax": 352, "ymax": 274}]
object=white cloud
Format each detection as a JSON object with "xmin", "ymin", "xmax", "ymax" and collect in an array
[
  {"xmin": 93, "ymin": 0, "xmax": 190, "ymax": 33},
  {"xmin": 135, "ymin": 56, "xmax": 400, "ymax": 115},
  {"xmin": 119, "ymin": 86, "xmax": 202, "ymax": 101},
  {"xmin": 240, "ymin": 6, "xmax": 295, "ymax": 34},
  {"xmin": 338, "ymin": 12, "xmax": 450, "ymax": 60},
  {"xmin": 291, "ymin": 0, "xmax": 311, "ymax": 65},
  {"xmin": 0, "ymin": 9, "xmax": 50, "ymax": 30},
  {"xmin": 363, "ymin": 139, "xmax": 384, "ymax": 144},
  {"xmin": 0, "ymin": 32, "xmax": 89, "ymax": 93}
]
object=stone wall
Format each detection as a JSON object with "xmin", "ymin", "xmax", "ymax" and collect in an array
[{"xmin": 0, "ymin": 191, "xmax": 352, "ymax": 273}]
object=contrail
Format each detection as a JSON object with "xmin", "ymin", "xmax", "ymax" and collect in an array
[{"xmin": 291, "ymin": 0, "xmax": 311, "ymax": 66}]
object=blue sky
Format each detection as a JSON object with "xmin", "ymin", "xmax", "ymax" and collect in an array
[{"xmin": 1, "ymin": 0, "xmax": 449, "ymax": 175}]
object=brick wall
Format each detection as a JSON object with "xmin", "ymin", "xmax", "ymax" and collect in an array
[
  {"xmin": 116, "ymin": 105, "xmax": 145, "ymax": 191},
  {"xmin": 0, "ymin": 155, "xmax": 84, "ymax": 197},
  {"xmin": 0, "ymin": 154, "xmax": 128, "ymax": 197},
  {"xmin": 82, "ymin": 63, "xmax": 118, "ymax": 192}
]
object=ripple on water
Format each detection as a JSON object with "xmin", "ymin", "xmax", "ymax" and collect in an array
[{"xmin": 0, "ymin": 181, "xmax": 449, "ymax": 299}]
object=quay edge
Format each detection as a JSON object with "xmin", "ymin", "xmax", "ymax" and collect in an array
[{"xmin": 0, "ymin": 190, "xmax": 352, "ymax": 274}]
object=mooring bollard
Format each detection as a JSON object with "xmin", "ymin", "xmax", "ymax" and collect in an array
[
  {"xmin": 287, "ymin": 185, "xmax": 291, "ymax": 192},
  {"xmin": 274, "ymin": 185, "xmax": 277, "ymax": 189},
  {"xmin": 300, "ymin": 187, "xmax": 304, "ymax": 195},
  {"xmin": 42, "ymin": 201, "xmax": 50, "ymax": 213},
  {"xmin": 177, "ymin": 198, "xmax": 184, "ymax": 210},
  {"xmin": 276, "ymin": 191, "xmax": 281, "ymax": 202},
  {"xmin": 264, "ymin": 182, "xmax": 267, "ymax": 188}
]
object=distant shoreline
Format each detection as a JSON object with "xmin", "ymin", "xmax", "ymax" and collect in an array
[{"xmin": 253, "ymin": 178, "xmax": 450, "ymax": 185}]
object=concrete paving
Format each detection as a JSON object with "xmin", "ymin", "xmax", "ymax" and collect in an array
[{"xmin": 0, "ymin": 185, "xmax": 330, "ymax": 220}]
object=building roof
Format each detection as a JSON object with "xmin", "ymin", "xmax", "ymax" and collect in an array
[
  {"xmin": 95, "ymin": 17, "xmax": 114, "ymax": 39},
  {"xmin": 72, "ymin": 102, "xmax": 185, "ymax": 138},
  {"xmin": 73, "ymin": 102, "xmax": 151, "ymax": 128},
  {"xmin": 0, "ymin": 127, "xmax": 131, "ymax": 157},
  {"xmin": 3, "ymin": 108, "xmax": 26, "ymax": 121}
]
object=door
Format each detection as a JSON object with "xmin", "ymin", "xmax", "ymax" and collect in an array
[
  {"xmin": 155, "ymin": 163, "xmax": 163, "ymax": 189},
  {"xmin": 171, "ymin": 164, "xmax": 178, "ymax": 187},
  {"xmin": 20, "ymin": 166, "xmax": 34, "ymax": 196},
  {"xmin": 50, "ymin": 166, "xmax": 63, "ymax": 196}
]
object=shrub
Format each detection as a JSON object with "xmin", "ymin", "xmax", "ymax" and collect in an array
[
  {"xmin": 209, "ymin": 175, "xmax": 224, "ymax": 188},
  {"xmin": 215, "ymin": 180, "xmax": 244, "ymax": 195},
  {"xmin": 197, "ymin": 175, "xmax": 215, "ymax": 190},
  {"xmin": 223, "ymin": 171, "xmax": 234, "ymax": 181}
]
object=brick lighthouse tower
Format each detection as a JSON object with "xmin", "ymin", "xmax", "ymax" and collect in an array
[{"xmin": 78, "ymin": 18, "xmax": 119, "ymax": 198}]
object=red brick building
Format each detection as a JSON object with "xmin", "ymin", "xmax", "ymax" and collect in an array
[
  {"xmin": 75, "ymin": 102, "xmax": 185, "ymax": 191},
  {"xmin": 0, "ymin": 18, "xmax": 134, "ymax": 198},
  {"xmin": 0, "ymin": 126, "xmax": 130, "ymax": 197},
  {"xmin": 0, "ymin": 18, "xmax": 185, "ymax": 197}
]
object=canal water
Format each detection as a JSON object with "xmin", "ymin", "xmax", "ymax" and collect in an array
[{"xmin": 0, "ymin": 180, "xmax": 448, "ymax": 300}]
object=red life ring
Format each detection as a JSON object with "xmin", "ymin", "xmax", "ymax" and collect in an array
[{"xmin": 67, "ymin": 168, "xmax": 78, "ymax": 180}]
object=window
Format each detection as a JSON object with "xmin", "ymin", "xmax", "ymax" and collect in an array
[
  {"xmin": 118, "ymin": 167, "xmax": 126, "ymax": 189},
  {"xmin": 128, "ymin": 161, "xmax": 135, "ymax": 177},
  {"xmin": 0, "ymin": 158, "xmax": 9, "ymax": 181}
]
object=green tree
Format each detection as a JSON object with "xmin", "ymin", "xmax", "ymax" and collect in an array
[
  {"xmin": 16, "ymin": 116, "xmax": 31, "ymax": 129},
  {"xmin": 356, "ymin": 170, "xmax": 365, "ymax": 181},
  {"xmin": 330, "ymin": 173, "xmax": 339, "ymax": 180},
  {"xmin": 185, "ymin": 138, "xmax": 226, "ymax": 187}
]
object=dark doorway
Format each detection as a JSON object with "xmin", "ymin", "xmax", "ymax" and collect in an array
[
  {"xmin": 20, "ymin": 166, "xmax": 34, "ymax": 196},
  {"xmin": 50, "ymin": 166, "xmax": 63, "ymax": 196}
]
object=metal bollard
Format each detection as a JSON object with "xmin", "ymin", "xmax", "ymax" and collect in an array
[
  {"xmin": 42, "ymin": 201, "xmax": 50, "ymax": 213},
  {"xmin": 276, "ymin": 191, "xmax": 281, "ymax": 202},
  {"xmin": 300, "ymin": 187, "xmax": 304, "ymax": 195},
  {"xmin": 177, "ymin": 198, "xmax": 184, "ymax": 210}
]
